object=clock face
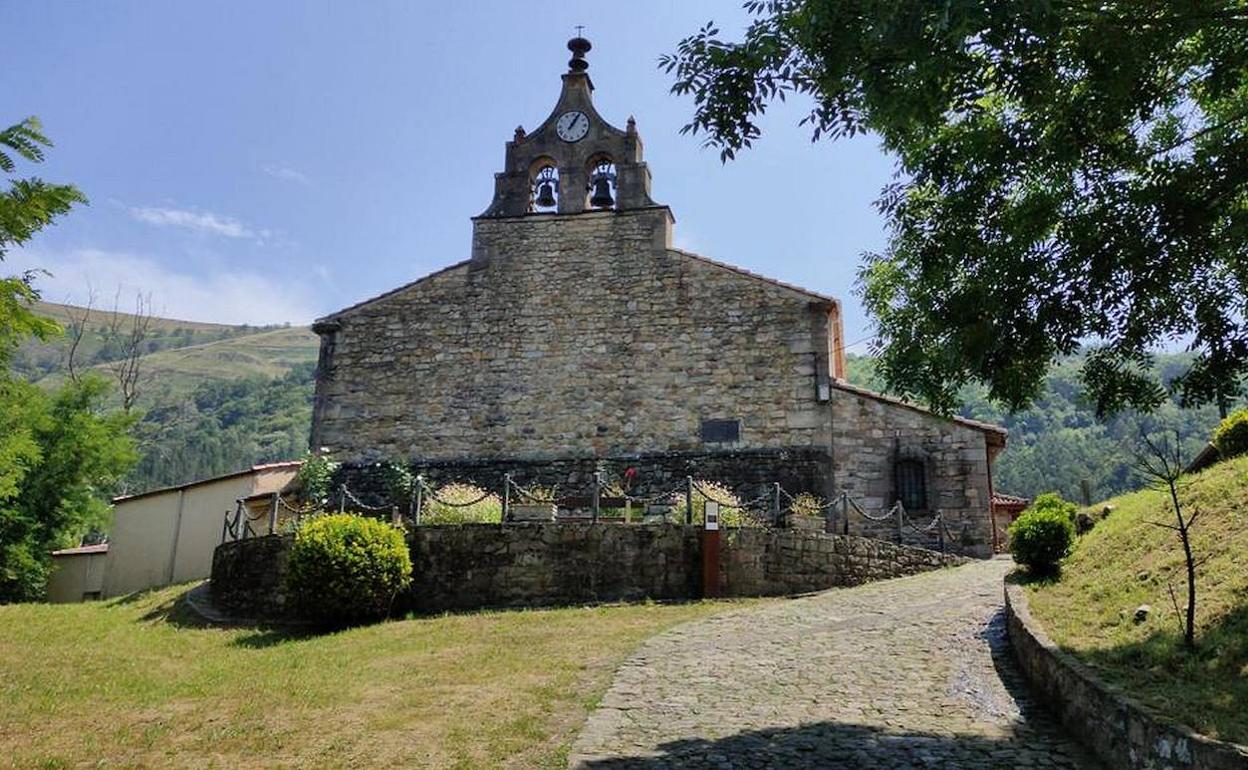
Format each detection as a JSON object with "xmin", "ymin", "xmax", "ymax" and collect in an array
[{"xmin": 555, "ymin": 111, "xmax": 590, "ymax": 142}]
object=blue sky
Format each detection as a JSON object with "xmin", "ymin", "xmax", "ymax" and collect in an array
[{"xmin": 3, "ymin": 1, "xmax": 894, "ymax": 346}]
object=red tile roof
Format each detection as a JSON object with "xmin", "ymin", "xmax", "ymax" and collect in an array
[{"xmin": 992, "ymin": 492, "xmax": 1030, "ymax": 510}]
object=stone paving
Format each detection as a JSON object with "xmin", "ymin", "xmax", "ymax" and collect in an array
[{"xmin": 570, "ymin": 557, "xmax": 1101, "ymax": 769}]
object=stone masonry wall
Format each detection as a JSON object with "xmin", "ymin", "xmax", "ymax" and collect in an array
[
  {"xmin": 311, "ymin": 208, "xmax": 833, "ymax": 464},
  {"xmin": 209, "ymin": 524, "xmax": 966, "ymax": 620},
  {"xmin": 333, "ymin": 447, "xmax": 830, "ymax": 508},
  {"xmin": 831, "ymin": 384, "xmax": 998, "ymax": 558}
]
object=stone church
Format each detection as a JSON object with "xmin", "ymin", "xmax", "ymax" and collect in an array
[{"xmin": 310, "ymin": 37, "xmax": 1006, "ymax": 556}]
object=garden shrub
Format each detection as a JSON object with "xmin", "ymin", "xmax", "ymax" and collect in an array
[
  {"xmin": 285, "ymin": 513, "xmax": 412, "ymax": 625},
  {"xmin": 421, "ymin": 483, "xmax": 502, "ymax": 524},
  {"xmin": 789, "ymin": 492, "xmax": 825, "ymax": 517},
  {"xmin": 1212, "ymin": 408, "xmax": 1248, "ymax": 460},
  {"xmin": 1008, "ymin": 507, "xmax": 1075, "ymax": 575},
  {"xmin": 294, "ymin": 451, "xmax": 339, "ymax": 506},
  {"xmin": 680, "ymin": 480, "xmax": 760, "ymax": 527},
  {"xmin": 1029, "ymin": 492, "xmax": 1078, "ymax": 524}
]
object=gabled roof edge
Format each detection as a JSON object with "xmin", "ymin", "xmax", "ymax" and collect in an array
[
  {"xmin": 831, "ymin": 380, "xmax": 1008, "ymax": 440},
  {"xmin": 315, "ymin": 260, "xmax": 473, "ymax": 327},
  {"xmin": 667, "ymin": 247, "xmax": 838, "ymax": 305}
]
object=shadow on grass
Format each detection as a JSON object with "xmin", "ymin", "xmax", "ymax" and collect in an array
[
  {"xmin": 1067, "ymin": 603, "xmax": 1248, "ymax": 744},
  {"xmin": 1004, "ymin": 567, "xmax": 1061, "ymax": 588},
  {"xmin": 576, "ymin": 718, "xmax": 1094, "ymax": 769}
]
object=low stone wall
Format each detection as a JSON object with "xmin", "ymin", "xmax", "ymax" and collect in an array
[
  {"xmin": 211, "ymin": 524, "xmax": 966, "ymax": 620},
  {"xmin": 211, "ymin": 534, "xmax": 293, "ymax": 619},
  {"xmin": 1004, "ymin": 582, "xmax": 1248, "ymax": 770},
  {"xmin": 407, "ymin": 523, "xmax": 701, "ymax": 613}
]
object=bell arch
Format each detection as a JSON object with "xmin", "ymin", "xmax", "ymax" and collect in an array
[
  {"xmin": 585, "ymin": 154, "xmax": 617, "ymax": 210},
  {"xmin": 529, "ymin": 157, "xmax": 559, "ymax": 213}
]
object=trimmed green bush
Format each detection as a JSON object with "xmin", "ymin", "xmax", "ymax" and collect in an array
[
  {"xmin": 1029, "ymin": 491, "xmax": 1078, "ymax": 524},
  {"xmin": 286, "ymin": 514, "xmax": 412, "ymax": 626},
  {"xmin": 1008, "ymin": 507, "xmax": 1075, "ymax": 574},
  {"xmin": 1212, "ymin": 408, "xmax": 1248, "ymax": 460}
]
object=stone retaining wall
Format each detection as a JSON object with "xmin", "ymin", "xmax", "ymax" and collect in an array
[
  {"xmin": 1004, "ymin": 582, "xmax": 1248, "ymax": 770},
  {"xmin": 211, "ymin": 524, "xmax": 965, "ymax": 619}
]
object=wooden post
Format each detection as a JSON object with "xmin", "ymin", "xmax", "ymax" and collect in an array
[
  {"xmin": 702, "ymin": 500, "xmax": 721, "ymax": 598},
  {"xmin": 268, "ymin": 492, "xmax": 279, "ymax": 535},
  {"xmin": 773, "ymin": 482, "xmax": 782, "ymax": 527},
  {"xmin": 503, "ymin": 473, "xmax": 511, "ymax": 523}
]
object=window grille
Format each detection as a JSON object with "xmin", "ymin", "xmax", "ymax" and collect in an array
[{"xmin": 896, "ymin": 458, "xmax": 927, "ymax": 511}]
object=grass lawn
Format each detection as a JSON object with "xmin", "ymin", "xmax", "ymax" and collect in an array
[
  {"xmin": 0, "ymin": 587, "xmax": 743, "ymax": 769},
  {"xmin": 1026, "ymin": 454, "xmax": 1248, "ymax": 744}
]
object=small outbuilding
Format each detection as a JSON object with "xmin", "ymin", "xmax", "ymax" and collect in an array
[
  {"xmin": 64, "ymin": 461, "xmax": 302, "ymax": 600},
  {"xmin": 46, "ymin": 543, "xmax": 109, "ymax": 603}
]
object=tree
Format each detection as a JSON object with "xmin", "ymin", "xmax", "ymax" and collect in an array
[
  {"xmin": 0, "ymin": 116, "xmax": 86, "ymax": 366},
  {"xmin": 1133, "ymin": 429, "xmax": 1200, "ymax": 650},
  {"xmin": 99, "ymin": 288, "xmax": 153, "ymax": 411},
  {"xmin": 662, "ymin": 1, "xmax": 1248, "ymax": 415},
  {"xmin": 0, "ymin": 376, "xmax": 137, "ymax": 602},
  {"xmin": 0, "ymin": 117, "xmax": 136, "ymax": 602}
]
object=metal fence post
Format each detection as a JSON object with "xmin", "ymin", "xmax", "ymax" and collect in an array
[
  {"xmin": 414, "ymin": 476, "xmax": 424, "ymax": 526},
  {"xmin": 592, "ymin": 471, "xmax": 602, "ymax": 524},
  {"xmin": 895, "ymin": 501, "xmax": 904, "ymax": 544},
  {"xmin": 937, "ymin": 509, "xmax": 945, "ymax": 553},
  {"xmin": 685, "ymin": 476, "xmax": 694, "ymax": 525},
  {"xmin": 503, "ymin": 473, "xmax": 512, "ymax": 523},
  {"xmin": 841, "ymin": 491, "xmax": 850, "ymax": 535}
]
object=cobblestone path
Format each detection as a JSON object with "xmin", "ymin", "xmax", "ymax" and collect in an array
[{"xmin": 570, "ymin": 558, "xmax": 1100, "ymax": 769}]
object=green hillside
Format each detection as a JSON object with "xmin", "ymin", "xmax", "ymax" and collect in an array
[
  {"xmin": 11, "ymin": 301, "xmax": 279, "ymax": 381},
  {"xmin": 1027, "ymin": 455, "xmax": 1248, "ymax": 743},
  {"xmin": 12, "ymin": 302, "xmax": 319, "ymax": 495}
]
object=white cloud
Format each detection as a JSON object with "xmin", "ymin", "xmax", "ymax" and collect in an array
[
  {"xmin": 10, "ymin": 247, "xmax": 318, "ymax": 326},
  {"xmin": 129, "ymin": 205, "xmax": 270, "ymax": 241},
  {"xmin": 261, "ymin": 163, "xmax": 311, "ymax": 185}
]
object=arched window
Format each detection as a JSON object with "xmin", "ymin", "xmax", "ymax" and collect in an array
[
  {"xmin": 586, "ymin": 158, "xmax": 616, "ymax": 209},
  {"xmin": 530, "ymin": 164, "xmax": 558, "ymax": 212},
  {"xmin": 895, "ymin": 458, "xmax": 927, "ymax": 512}
]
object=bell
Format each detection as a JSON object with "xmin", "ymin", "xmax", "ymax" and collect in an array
[
  {"xmin": 535, "ymin": 181, "xmax": 556, "ymax": 209},
  {"xmin": 589, "ymin": 175, "xmax": 615, "ymax": 208}
]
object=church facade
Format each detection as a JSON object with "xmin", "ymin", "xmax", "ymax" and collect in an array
[{"xmin": 310, "ymin": 38, "xmax": 1005, "ymax": 557}]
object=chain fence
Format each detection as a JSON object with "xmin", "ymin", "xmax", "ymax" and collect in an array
[{"xmin": 221, "ymin": 473, "xmax": 967, "ymax": 553}]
